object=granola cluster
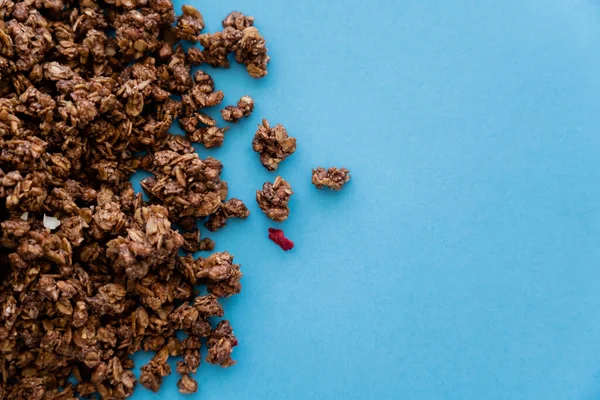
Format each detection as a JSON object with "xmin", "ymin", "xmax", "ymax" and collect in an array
[
  {"xmin": 311, "ymin": 167, "xmax": 351, "ymax": 191},
  {"xmin": 0, "ymin": 2, "xmax": 270, "ymax": 398},
  {"xmin": 256, "ymin": 176, "xmax": 293, "ymax": 222},
  {"xmin": 221, "ymin": 95, "xmax": 254, "ymax": 123},
  {"xmin": 252, "ymin": 119, "xmax": 297, "ymax": 171}
]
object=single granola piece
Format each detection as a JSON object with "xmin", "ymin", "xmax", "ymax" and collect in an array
[
  {"xmin": 179, "ymin": 112, "xmax": 217, "ymax": 133},
  {"xmin": 174, "ymin": 5, "xmax": 204, "ymax": 43},
  {"xmin": 252, "ymin": 119, "xmax": 296, "ymax": 171},
  {"xmin": 235, "ymin": 27, "xmax": 269, "ymax": 78},
  {"xmin": 268, "ymin": 228, "xmax": 294, "ymax": 251},
  {"xmin": 312, "ymin": 167, "xmax": 351, "ymax": 191},
  {"xmin": 221, "ymin": 95, "xmax": 254, "ymax": 123},
  {"xmin": 206, "ymin": 320, "xmax": 238, "ymax": 367},
  {"xmin": 176, "ymin": 336, "xmax": 202, "ymax": 375},
  {"xmin": 222, "ymin": 11, "xmax": 254, "ymax": 30},
  {"xmin": 256, "ymin": 176, "xmax": 293, "ymax": 222},
  {"xmin": 177, "ymin": 374, "xmax": 198, "ymax": 394},
  {"xmin": 204, "ymin": 198, "xmax": 250, "ymax": 232},
  {"xmin": 196, "ymin": 252, "xmax": 242, "ymax": 297}
]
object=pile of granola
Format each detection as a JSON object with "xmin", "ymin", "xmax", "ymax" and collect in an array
[
  {"xmin": 0, "ymin": 0, "xmax": 350, "ymax": 397},
  {"xmin": 0, "ymin": 0, "xmax": 272, "ymax": 396}
]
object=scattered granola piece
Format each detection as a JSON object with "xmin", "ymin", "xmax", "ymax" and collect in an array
[
  {"xmin": 221, "ymin": 95, "xmax": 254, "ymax": 123},
  {"xmin": 222, "ymin": 11, "xmax": 255, "ymax": 30},
  {"xmin": 178, "ymin": 374, "xmax": 198, "ymax": 394},
  {"xmin": 312, "ymin": 167, "xmax": 351, "ymax": 191},
  {"xmin": 197, "ymin": 252, "xmax": 243, "ymax": 297},
  {"xmin": 235, "ymin": 27, "xmax": 270, "ymax": 78},
  {"xmin": 205, "ymin": 198, "xmax": 250, "ymax": 232},
  {"xmin": 268, "ymin": 228, "xmax": 294, "ymax": 251},
  {"xmin": 175, "ymin": 5, "xmax": 205, "ymax": 42},
  {"xmin": 252, "ymin": 119, "xmax": 297, "ymax": 171},
  {"xmin": 206, "ymin": 320, "xmax": 238, "ymax": 367},
  {"xmin": 256, "ymin": 176, "xmax": 293, "ymax": 222}
]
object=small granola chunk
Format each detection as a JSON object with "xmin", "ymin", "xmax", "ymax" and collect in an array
[
  {"xmin": 252, "ymin": 119, "xmax": 296, "ymax": 171},
  {"xmin": 256, "ymin": 176, "xmax": 293, "ymax": 222},
  {"xmin": 311, "ymin": 167, "xmax": 351, "ymax": 191},
  {"xmin": 205, "ymin": 198, "xmax": 250, "ymax": 232},
  {"xmin": 174, "ymin": 5, "xmax": 204, "ymax": 42},
  {"xmin": 196, "ymin": 252, "xmax": 242, "ymax": 297},
  {"xmin": 206, "ymin": 320, "xmax": 238, "ymax": 367},
  {"xmin": 235, "ymin": 27, "xmax": 269, "ymax": 78},
  {"xmin": 221, "ymin": 95, "xmax": 254, "ymax": 123},
  {"xmin": 222, "ymin": 11, "xmax": 254, "ymax": 30},
  {"xmin": 177, "ymin": 374, "xmax": 198, "ymax": 393}
]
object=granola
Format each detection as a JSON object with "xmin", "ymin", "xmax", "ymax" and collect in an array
[
  {"xmin": 256, "ymin": 176, "xmax": 293, "ymax": 222},
  {"xmin": 252, "ymin": 119, "xmax": 297, "ymax": 171},
  {"xmin": 221, "ymin": 95, "xmax": 254, "ymax": 123},
  {"xmin": 312, "ymin": 167, "xmax": 351, "ymax": 191},
  {"xmin": 0, "ymin": 2, "xmax": 256, "ymax": 397}
]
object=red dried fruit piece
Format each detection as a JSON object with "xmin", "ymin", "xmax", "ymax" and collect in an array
[{"xmin": 268, "ymin": 228, "xmax": 294, "ymax": 251}]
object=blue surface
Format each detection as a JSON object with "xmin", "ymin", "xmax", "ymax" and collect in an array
[{"xmin": 131, "ymin": 1, "xmax": 600, "ymax": 399}]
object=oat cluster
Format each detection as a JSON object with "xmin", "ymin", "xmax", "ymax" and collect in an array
[
  {"xmin": 312, "ymin": 167, "xmax": 351, "ymax": 191},
  {"xmin": 256, "ymin": 176, "xmax": 293, "ymax": 222},
  {"xmin": 252, "ymin": 119, "xmax": 297, "ymax": 171},
  {"xmin": 221, "ymin": 95, "xmax": 254, "ymax": 123},
  {"xmin": 0, "ymin": 0, "xmax": 270, "ymax": 397}
]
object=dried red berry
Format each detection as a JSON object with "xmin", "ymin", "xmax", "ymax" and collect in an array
[{"xmin": 268, "ymin": 228, "xmax": 294, "ymax": 251}]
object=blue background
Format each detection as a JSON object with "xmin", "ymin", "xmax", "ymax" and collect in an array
[{"xmin": 130, "ymin": 0, "xmax": 600, "ymax": 399}]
